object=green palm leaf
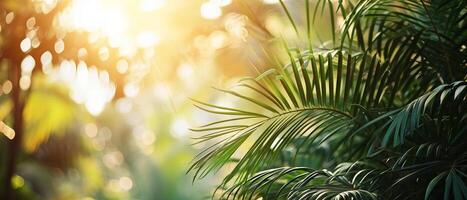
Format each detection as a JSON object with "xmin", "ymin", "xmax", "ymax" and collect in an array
[
  {"xmin": 222, "ymin": 161, "xmax": 381, "ymax": 200},
  {"xmin": 356, "ymin": 81, "xmax": 466, "ymax": 147},
  {"xmin": 190, "ymin": 0, "xmax": 467, "ymax": 199},
  {"xmin": 189, "ymin": 46, "xmax": 424, "ymax": 185}
]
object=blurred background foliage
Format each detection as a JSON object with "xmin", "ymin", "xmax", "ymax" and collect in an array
[{"xmin": 0, "ymin": 0, "xmax": 316, "ymax": 199}]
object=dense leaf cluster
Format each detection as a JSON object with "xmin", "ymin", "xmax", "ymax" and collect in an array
[{"xmin": 190, "ymin": 0, "xmax": 467, "ymax": 199}]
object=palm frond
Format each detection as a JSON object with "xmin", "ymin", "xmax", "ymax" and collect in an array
[
  {"xmin": 190, "ymin": 0, "xmax": 467, "ymax": 199},
  {"xmin": 189, "ymin": 31, "xmax": 448, "ymax": 186},
  {"xmin": 378, "ymin": 140, "xmax": 467, "ymax": 200},
  {"xmin": 222, "ymin": 161, "xmax": 382, "ymax": 200},
  {"xmin": 189, "ymin": 45, "xmax": 423, "ymax": 184},
  {"xmin": 341, "ymin": 0, "xmax": 467, "ymax": 83},
  {"xmin": 357, "ymin": 81, "xmax": 466, "ymax": 147}
]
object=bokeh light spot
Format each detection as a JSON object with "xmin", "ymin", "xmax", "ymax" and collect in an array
[
  {"xmin": 19, "ymin": 76, "xmax": 31, "ymax": 90},
  {"xmin": 119, "ymin": 176, "xmax": 133, "ymax": 191},
  {"xmin": 124, "ymin": 82, "xmax": 139, "ymax": 97},
  {"xmin": 84, "ymin": 123, "xmax": 98, "ymax": 138},
  {"xmin": 40, "ymin": 51, "xmax": 53, "ymax": 65},
  {"xmin": 170, "ymin": 118, "xmax": 189, "ymax": 139},
  {"xmin": 26, "ymin": 17, "xmax": 36, "ymax": 29},
  {"xmin": 116, "ymin": 59, "xmax": 129, "ymax": 74},
  {"xmin": 2, "ymin": 81, "xmax": 12, "ymax": 94},
  {"xmin": 5, "ymin": 12, "xmax": 14, "ymax": 24},
  {"xmin": 78, "ymin": 48, "xmax": 88, "ymax": 59},
  {"xmin": 115, "ymin": 97, "xmax": 132, "ymax": 113},
  {"xmin": 20, "ymin": 38, "xmax": 32, "ymax": 52},
  {"xmin": 21, "ymin": 55, "xmax": 36, "ymax": 73},
  {"xmin": 11, "ymin": 175, "xmax": 24, "ymax": 189},
  {"xmin": 177, "ymin": 63, "xmax": 194, "ymax": 81},
  {"xmin": 98, "ymin": 47, "xmax": 110, "ymax": 61},
  {"xmin": 54, "ymin": 39, "xmax": 65, "ymax": 54}
]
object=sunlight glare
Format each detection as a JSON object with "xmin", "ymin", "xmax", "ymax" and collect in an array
[
  {"xmin": 139, "ymin": 0, "xmax": 166, "ymax": 12},
  {"xmin": 59, "ymin": 60, "xmax": 76, "ymax": 82},
  {"xmin": 124, "ymin": 82, "xmax": 140, "ymax": 97},
  {"xmin": 177, "ymin": 63, "xmax": 194, "ymax": 80},
  {"xmin": 200, "ymin": 2, "xmax": 222, "ymax": 20},
  {"xmin": 170, "ymin": 118, "xmax": 189, "ymax": 139},
  {"xmin": 209, "ymin": 31, "xmax": 228, "ymax": 49},
  {"xmin": 37, "ymin": 0, "xmax": 58, "ymax": 14},
  {"xmin": 58, "ymin": 0, "xmax": 129, "ymax": 47},
  {"xmin": 56, "ymin": 61, "xmax": 117, "ymax": 116},
  {"xmin": 211, "ymin": 0, "xmax": 232, "ymax": 7},
  {"xmin": 137, "ymin": 32, "xmax": 160, "ymax": 48},
  {"xmin": 153, "ymin": 84, "xmax": 170, "ymax": 100}
]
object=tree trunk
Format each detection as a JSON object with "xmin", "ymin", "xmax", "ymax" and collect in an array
[{"xmin": 4, "ymin": 63, "xmax": 24, "ymax": 200}]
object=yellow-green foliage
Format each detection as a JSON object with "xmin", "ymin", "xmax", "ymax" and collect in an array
[{"xmin": 23, "ymin": 77, "xmax": 76, "ymax": 152}]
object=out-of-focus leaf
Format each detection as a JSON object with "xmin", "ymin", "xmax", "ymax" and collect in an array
[
  {"xmin": 0, "ymin": 97, "xmax": 12, "ymax": 120},
  {"xmin": 23, "ymin": 78, "xmax": 76, "ymax": 152},
  {"xmin": 77, "ymin": 156, "xmax": 104, "ymax": 193}
]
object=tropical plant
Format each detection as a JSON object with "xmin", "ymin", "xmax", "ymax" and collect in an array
[{"xmin": 190, "ymin": 0, "xmax": 467, "ymax": 199}]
